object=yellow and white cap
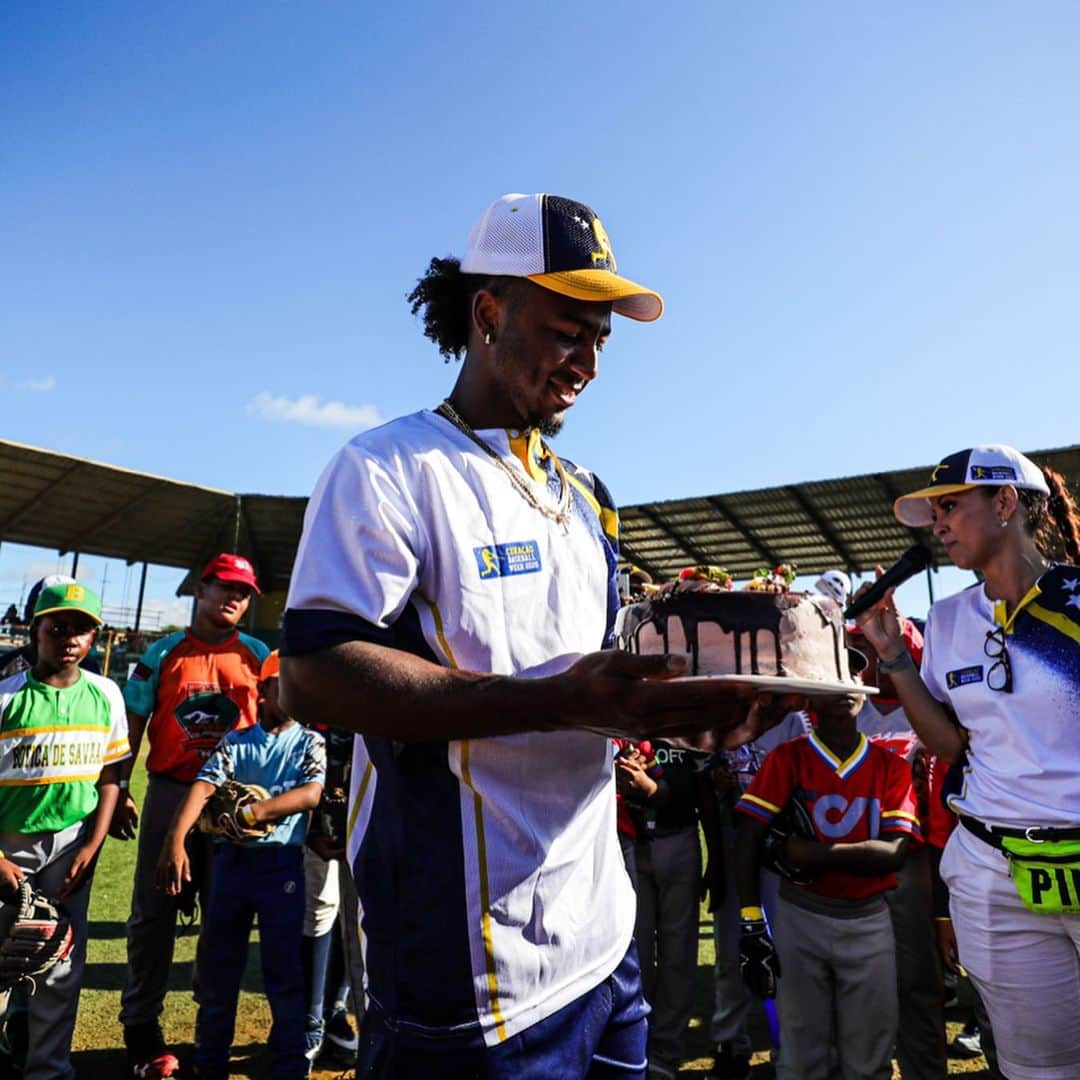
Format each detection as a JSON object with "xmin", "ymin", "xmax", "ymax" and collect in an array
[
  {"xmin": 894, "ymin": 444, "xmax": 1049, "ymax": 527},
  {"xmin": 460, "ymin": 193, "xmax": 663, "ymax": 322}
]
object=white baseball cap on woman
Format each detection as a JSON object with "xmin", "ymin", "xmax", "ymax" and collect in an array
[{"xmin": 894, "ymin": 445, "xmax": 1049, "ymax": 528}]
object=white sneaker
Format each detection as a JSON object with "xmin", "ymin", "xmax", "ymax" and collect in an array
[{"xmin": 951, "ymin": 1027, "xmax": 982, "ymax": 1058}]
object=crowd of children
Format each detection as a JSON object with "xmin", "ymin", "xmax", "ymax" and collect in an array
[
  {"xmin": 0, "ymin": 561, "xmax": 362, "ymax": 1080},
  {"xmin": 3, "ymin": 438, "xmax": 1078, "ymax": 1080},
  {"xmin": 0, "ymin": 559, "xmax": 1005, "ymax": 1080},
  {"xmin": 620, "ymin": 567, "xmax": 996, "ymax": 1080}
]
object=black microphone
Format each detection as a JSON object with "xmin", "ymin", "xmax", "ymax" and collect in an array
[{"xmin": 844, "ymin": 545, "xmax": 933, "ymax": 620}]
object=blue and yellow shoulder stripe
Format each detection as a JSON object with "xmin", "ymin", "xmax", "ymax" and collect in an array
[{"xmin": 1024, "ymin": 564, "xmax": 1080, "ymax": 647}]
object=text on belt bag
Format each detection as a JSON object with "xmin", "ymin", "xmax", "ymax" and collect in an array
[{"xmin": 1001, "ymin": 837, "xmax": 1080, "ymax": 915}]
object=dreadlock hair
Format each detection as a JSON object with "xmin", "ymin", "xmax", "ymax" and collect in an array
[
  {"xmin": 406, "ymin": 257, "xmax": 523, "ymax": 362},
  {"xmin": 989, "ymin": 466, "xmax": 1080, "ymax": 564}
]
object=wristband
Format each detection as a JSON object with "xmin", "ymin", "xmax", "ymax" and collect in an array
[
  {"xmin": 240, "ymin": 804, "xmax": 258, "ymax": 828},
  {"xmin": 877, "ymin": 650, "xmax": 915, "ymax": 674},
  {"xmin": 740, "ymin": 905, "xmax": 764, "ymax": 922}
]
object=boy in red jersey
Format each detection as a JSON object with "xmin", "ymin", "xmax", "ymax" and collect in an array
[
  {"xmin": 735, "ymin": 678, "xmax": 920, "ymax": 1080},
  {"xmin": 113, "ymin": 554, "xmax": 270, "ymax": 1079}
]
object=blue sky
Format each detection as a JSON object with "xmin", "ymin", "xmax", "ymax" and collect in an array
[{"xmin": 3, "ymin": 2, "xmax": 1079, "ymax": 619}]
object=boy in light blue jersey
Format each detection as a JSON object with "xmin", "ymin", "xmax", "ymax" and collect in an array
[{"xmin": 157, "ymin": 651, "xmax": 325, "ymax": 1080}]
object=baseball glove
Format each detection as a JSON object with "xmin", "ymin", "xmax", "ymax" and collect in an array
[
  {"xmin": 314, "ymin": 786, "xmax": 349, "ymax": 845},
  {"xmin": 197, "ymin": 780, "xmax": 274, "ymax": 842},
  {"xmin": 0, "ymin": 880, "xmax": 74, "ymax": 992},
  {"xmin": 760, "ymin": 797, "xmax": 817, "ymax": 885}
]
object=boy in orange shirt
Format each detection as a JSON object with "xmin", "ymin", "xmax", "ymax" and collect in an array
[{"xmin": 115, "ymin": 554, "xmax": 269, "ymax": 1078}]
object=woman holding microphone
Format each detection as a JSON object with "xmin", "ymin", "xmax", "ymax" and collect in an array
[{"xmin": 853, "ymin": 444, "xmax": 1080, "ymax": 1080}]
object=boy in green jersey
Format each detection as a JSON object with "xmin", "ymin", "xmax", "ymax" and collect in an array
[{"xmin": 0, "ymin": 581, "xmax": 131, "ymax": 1080}]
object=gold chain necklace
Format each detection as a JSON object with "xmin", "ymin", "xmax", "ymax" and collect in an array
[{"xmin": 435, "ymin": 399, "xmax": 573, "ymax": 531}]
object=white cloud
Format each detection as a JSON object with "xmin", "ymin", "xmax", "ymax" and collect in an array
[
  {"xmin": 19, "ymin": 375, "xmax": 56, "ymax": 393},
  {"xmin": 140, "ymin": 597, "xmax": 193, "ymax": 629},
  {"xmin": 247, "ymin": 391, "xmax": 382, "ymax": 431}
]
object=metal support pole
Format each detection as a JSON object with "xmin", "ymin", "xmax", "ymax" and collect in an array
[
  {"xmin": 926, "ymin": 565, "xmax": 935, "ymax": 605},
  {"xmin": 134, "ymin": 562, "xmax": 149, "ymax": 632},
  {"xmin": 71, "ymin": 551, "xmax": 80, "ymax": 577}
]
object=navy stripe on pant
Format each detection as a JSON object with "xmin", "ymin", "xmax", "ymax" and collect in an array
[{"xmin": 195, "ymin": 843, "xmax": 307, "ymax": 1079}]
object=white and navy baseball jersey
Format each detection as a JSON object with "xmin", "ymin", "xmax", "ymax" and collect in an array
[
  {"xmin": 921, "ymin": 564, "xmax": 1080, "ymax": 829},
  {"xmin": 282, "ymin": 410, "xmax": 631, "ymax": 1048}
]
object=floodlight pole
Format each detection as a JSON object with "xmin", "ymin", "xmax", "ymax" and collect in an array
[{"xmin": 134, "ymin": 562, "xmax": 149, "ymax": 632}]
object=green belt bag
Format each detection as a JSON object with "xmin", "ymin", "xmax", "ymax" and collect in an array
[
  {"xmin": 1001, "ymin": 837, "xmax": 1080, "ymax": 915},
  {"xmin": 961, "ymin": 817, "xmax": 1080, "ymax": 915}
]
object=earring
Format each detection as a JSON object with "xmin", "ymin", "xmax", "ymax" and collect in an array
[
  {"xmin": 1000, "ymin": 518, "xmax": 1009, "ymax": 529},
  {"xmin": 484, "ymin": 332, "xmax": 492, "ymax": 346}
]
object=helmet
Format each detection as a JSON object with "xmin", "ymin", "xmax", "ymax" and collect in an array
[
  {"xmin": 814, "ymin": 569, "xmax": 851, "ymax": 607},
  {"xmin": 24, "ymin": 575, "xmax": 76, "ymax": 624}
]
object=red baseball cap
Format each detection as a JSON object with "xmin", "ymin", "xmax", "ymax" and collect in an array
[{"xmin": 201, "ymin": 553, "xmax": 260, "ymax": 593}]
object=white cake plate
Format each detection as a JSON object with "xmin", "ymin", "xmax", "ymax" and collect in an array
[{"xmin": 669, "ymin": 674, "xmax": 879, "ymax": 697}]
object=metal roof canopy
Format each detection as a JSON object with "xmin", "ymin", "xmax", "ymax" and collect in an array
[
  {"xmin": 3, "ymin": 438, "xmax": 1078, "ymax": 593},
  {"xmin": 0, "ymin": 439, "xmax": 304, "ymax": 595},
  {"xmin": 618, "ymin": 444, "xmax": 1080, "ymax": 582}
]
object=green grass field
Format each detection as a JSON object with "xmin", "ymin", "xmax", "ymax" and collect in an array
[{"xmin": 68, "ymin": 756, "xmax": 992, "ymax": 1078}]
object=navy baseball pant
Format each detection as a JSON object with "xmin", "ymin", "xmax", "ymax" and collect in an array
[{"xmin": 195, "ymin": 843, "xmax": 307, "ymax": 1079}]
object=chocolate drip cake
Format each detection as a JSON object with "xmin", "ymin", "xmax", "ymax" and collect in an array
[{"xmin": 614, "ymin": 587, "xmax": 851, "ymax": 685}]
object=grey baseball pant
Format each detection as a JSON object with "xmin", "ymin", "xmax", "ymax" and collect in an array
[
  {"xmin": 772, "ymin": 887, "xmax": 897, "ymax": 1080},
  {"xmin": 119, "ymin": 771, "xmax": 215, "ymax": 1028},
  {"xmin": 633, "ymin": 827, "xmax": 700, "ymax": 1072},
  {"xmin": 0, "ymin": 820, "xmax": 92, "ymax": 1080}
]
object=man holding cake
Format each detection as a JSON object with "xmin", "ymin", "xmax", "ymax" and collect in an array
[{"xmin": 278, "ymin": 193, "xmax": 780, "ymax": 1079}]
